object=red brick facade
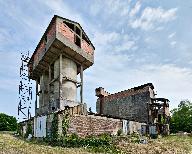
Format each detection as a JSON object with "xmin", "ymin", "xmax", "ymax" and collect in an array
[
  {"xmin": 34, "ymin": 41, "xmax": 45, "ymax": 66},
  {"xmin": 47, "ymin": 22, "xmax": 56, "ymax": 42},
  {"xmin": 103, "ymin": 86, "xmax": 150, "ymax": 102},
  {"xmin": 58, "ymin": 22, "xmax": 75, "ymax": 43},
  {"xmin": 68, "ymin": 115, "xmax": 122, "ymax": 137},
  {"xmin": 82, "ymin": 39, "xmax": 94, "ymax": 55}
]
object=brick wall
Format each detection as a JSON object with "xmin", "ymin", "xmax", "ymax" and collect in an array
[
  {"xmin": 81, "ymin": 39, "xmax": 94, "ymax": 55},
  {"xmin": 58, "ymin": 22, "xmax": 74, "ymax": 43},
  {"xmin": 47, "ymin": 22, "xmax": 56, "ymax": 43},
  {"xmin": 67, "ymin": 115, "xmax": 122, "ymax": 137},
  {"xmin": 33, "ymin": 41, "xmax": 45, "ymax": 67},
  {"xmin": 97, "ymin": 86, "xmax": 152, "ymax": 123}
]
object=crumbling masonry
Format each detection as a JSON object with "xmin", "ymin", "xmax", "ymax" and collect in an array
[{"xmin": 19, "ymin": 15, "xmax": 170, "ymax": 138}]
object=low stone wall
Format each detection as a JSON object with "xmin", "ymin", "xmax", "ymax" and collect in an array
[{"xmin": 67, "ymin": 115, "xmax": 122, "ymax": 137}]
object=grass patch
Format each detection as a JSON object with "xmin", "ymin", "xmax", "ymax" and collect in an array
[{"xmin": 45, "ymin": 133, "xmax": 121, "ymax": 154}]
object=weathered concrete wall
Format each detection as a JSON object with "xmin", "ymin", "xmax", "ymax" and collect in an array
[
  {"xmin": 67, "ymin": 115, "xmax": 122, "ymax": 137},
  {"xmin": 61, "ymin": 57, "xmax": 77, "ymax": 101},
  {"xmin": 37, "ymin": 72, "xmax": 49, "ymax": 115},
  {"xmin": 97, "ymin": 87, "xmax": 152, "ymax": 123}
]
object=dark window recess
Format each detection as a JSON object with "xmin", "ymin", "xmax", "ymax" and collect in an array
[
  {"xmin": 64, "ymin": 21, "xmax": 74, "ymax": 31},
  {"xmin": 158, "ymin": 114, "xmax": 161, "ymax": 123},
  {"xmin": 51, "ymin": 63, "xmax": 54, "ymax": 80},
  {"xmin": 37, "ymin": 78, "xmax": 40, "ymax": 84},
  {"xmin": 75, "ymin": 36, "xmax": 81, "ymax": 47},
  {"xmin": 82, "ymin": 34, "xmax": 88, "ymax": 42},
  {"xmin": 76, "ymin": 27, "xmax": 80, "ymax": 36},
  {"xmin": 52, "ymin": 106, "xmax": 55, "ymax": 111}
]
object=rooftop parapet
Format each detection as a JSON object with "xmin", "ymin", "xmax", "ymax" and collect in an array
[{"xmin": 96, "ymin": 83, "xmax": 154, "ymax": 102}]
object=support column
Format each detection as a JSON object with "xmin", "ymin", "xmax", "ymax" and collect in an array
[
  {"xmin": 42, "ymin": 73, "xmax": 44, "ymax": 108},
  {"xmin": 59, "ymin": 54, "xmax": 62, "ymax": 108},
  {"xmin": 48, "ymin": 65, "xmax": 51, "ymax": 112},
  {"xmin": 80, "ymin": 65, "xmax": 83, "ymax": 104},
  {"xmin": 35, "ymin": 80, "xmax": 38, "ymax": 115}
]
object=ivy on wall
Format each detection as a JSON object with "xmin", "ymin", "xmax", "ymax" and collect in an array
[
  {"xmin": 50, "ymin": 112, "xmax": 58, "ymax": 141},
  {"xmin": 62, "ymin": 109, "xmax": 70, "ymax": 137}
]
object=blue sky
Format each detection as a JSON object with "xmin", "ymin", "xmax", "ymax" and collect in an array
[{"xmin": 0, "ymin": 0, "xmax": 192, "ymax": 119}]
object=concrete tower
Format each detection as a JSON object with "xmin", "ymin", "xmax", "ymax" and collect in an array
[{"xmin": 28, "ymin": 15, "xmax": 95, "ymax": 116}]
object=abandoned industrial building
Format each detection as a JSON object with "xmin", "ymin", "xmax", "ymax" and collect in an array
[{"xmin": 20, "ymin": 15, "xmax": 170, "ymax": 138}]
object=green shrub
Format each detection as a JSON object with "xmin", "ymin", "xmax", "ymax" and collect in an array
[
  {"xmin": 50, "ymin": 113, "xmax": 58, "ymax": 143},
  {"xmin": 24, "ymin": 121, "xmax": 32, "ymax": 138},
  {"xmin": 0, "ymin": 113, "xmax": 17, "ymax": 131},
  {"xmin": 117, "ymin": 129, "xmax": 123, "ymax": 136}
]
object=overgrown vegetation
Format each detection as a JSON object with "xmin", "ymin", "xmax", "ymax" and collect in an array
[
  {"xmin": 1, "ymin": 131, "xmax": 192, "ymax": 154},
  {"xmin": 170, "ymin": 100, "xmax": 192, "ymax": 133},
  {"xmin": 0, "ymin": 113, "xmax": 17, "ymax": 131},
  {"xmin": 62, "ymin": 110, "xmax": 70, "ymax": 137},
  {"xmin": 24, "ymin": 121, "xmax": 32, "ymax": 138},
  {"xmin": 50, "ymin": 112, "xmax": 58, "ymax": 141},
  {"xmin": 47, "ymin": 110, "xmax": 121, "ymax": 153},
  {"xmin": 47, "ymin": 133, "xmax": 120, "ymax": 153}
]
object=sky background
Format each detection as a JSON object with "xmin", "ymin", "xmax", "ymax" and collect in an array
[{"xmin": 0, "ymin": 0, "xmax": 192, "ymax": 119}]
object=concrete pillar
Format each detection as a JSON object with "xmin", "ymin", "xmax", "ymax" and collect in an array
[
  {"xmin": 61, "ymin": 57, "xmax": 77, "ymax": 101},
  {"xmin": 39, "ymin": 73, "xmax": 49, "ymax": 114},
  {"xmin": 54, "ymin": 56, "xmax": 77, "ymax": 102},
  {"xmin": 35, "ymin": 80, "xmax": 38, "ymax": 115},
  {"xmin": 54, "ymin": 59, "xmax": 60, "ymax": 102},
  {"xmin": 80, "ymin": 65, "xmax": 83, "ymax": 103},
  {"xmin": 39, "ymin": 75, "xmax": 43, "ymax": 108},
  {"xmin": 43, "ymin": 72, "xmax": 49, "ymax": 109}
]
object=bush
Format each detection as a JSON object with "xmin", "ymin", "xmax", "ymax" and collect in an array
[
  {"xmin": 117, "ymin": 129, "xmax": 123, "ymax": 136},
  {"xmin": 24, "ymin": 121, "xmax": 32, "ymax": 138},
  {"xmin": 0, "ymin": 113, "xmax": 17, "ymax": 131},
  {"xmin": 46, "ymin": 133, "xmax": 120, "ymax": 153},
  {"xmin": 170, "ymin": 100, "xmax": 192, "ymax": 133}
]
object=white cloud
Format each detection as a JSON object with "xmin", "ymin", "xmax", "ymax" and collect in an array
[
  {"xmin": 170, "ymin": 41, "xmax": 177, "ymax": 47},
  {"xmin": 92, "ymin": 31, "xmax": 120, "ymax": 46},
  {"xmin": 129, "ymin": 1, "xmax": 141, "ymax": 17},
  {"xmin": 129, "ymin": 7, "xmax": 178, "ymax": 30},
  {"xmin": 40, "ymin": 0, "xmax": 85, "ymax": 26},
  {"xmin": 168, "ymin": 32, "xmax": 176, "ymax": 39},
  {"xmin": 92, "ymin": 30, "xmax": 137, "ymax": 54},
  {"xmin": 90, "ymin": 0, "xmax": 130, "ymax": 17},
  {"xmin": 115, "ymin": 40, "xmax": 135, "ymax": 52},
  {"xmin": 85, "ymin": 61, "xmax": 192, "ymax": 110}
]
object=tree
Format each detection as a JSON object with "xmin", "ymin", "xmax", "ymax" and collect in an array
[
  {"xmin": 0, "ymin": 113, "xmax": 17, "ymax": 131},
  {"xmin": 170, "ymin": 100, "xmax": 192, "ymax": 133}
]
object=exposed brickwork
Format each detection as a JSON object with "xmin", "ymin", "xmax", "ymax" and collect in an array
[
  {"xmin": 58, "ymin": 22, "xmax": 74, "ymax": 43},
  {"xmin": 82, "ymin": 39, "xmax": 94, "ymax": 55},
  {"xmin": 96, "ymin": 84, "xmax": 153, "ymax": 123},
  {"xmin": 34, "ymin": 41, "xmax": 45, "ymax": 66},
  {"xmin": 67, "ymin": 115, "xmax": 122, "ymax": 137},
  {"xmin": 47, "ymin": 22, "xmax": 56, "ymax": 42},
  {"xmin": 104, "ymin": 86, "xmax": 149, "ymax": 102}
]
